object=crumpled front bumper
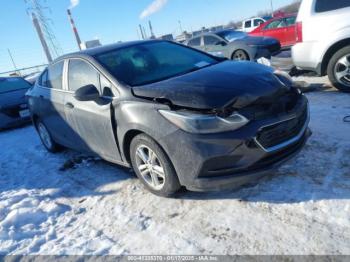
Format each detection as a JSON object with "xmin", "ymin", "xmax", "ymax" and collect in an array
[
  {"xmin": 158, "ymin": 96, "xmax": 311, "ymax": 192},
  {"xmin": 185, "ymin": 128, "xmax": 311, "ymax": 191}
]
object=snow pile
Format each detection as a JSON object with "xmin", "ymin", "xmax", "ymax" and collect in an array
[
  {"xmin": 0, "ymin": 77, "xmax": 349, "ymax": 255},
  {"xmin": 0, "ymin": 190, "xmax": 70, "ymax": 253}
]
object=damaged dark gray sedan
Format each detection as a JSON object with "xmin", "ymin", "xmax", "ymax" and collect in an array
[{"xmin": 26, "ymin": 40, "xmax": 311, "ymax": 196}]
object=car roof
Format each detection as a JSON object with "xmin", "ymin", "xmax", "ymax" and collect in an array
[
  {"xmin": 54, "ymin": 39, "xmax": 161, "ymax": 62},
  {"xmin": 214, "ymin": 29, "xmax": 238, "ymax": 35},
  {"xmin": 189, "ymin": 29, "xmax": 237, "ymax": 39},
  {"xmin": 270, "ymin": 13, "xmax": 297, "ymax": 20}
]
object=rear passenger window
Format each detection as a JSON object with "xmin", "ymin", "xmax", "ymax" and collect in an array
[
  {"xmin": 315, "ymin": 0, "xmax": 350, "ymax": 12},
  {"xmin": 188, "ymin": 37, "xmax": 201, "ymax": 47},
  {"xmin": 68, "ymin": 59, "xmax": 100, "ymax": 92},
  {"xmin": 47, "ymin": 61, "xmax": 64, "ymax": 89}
]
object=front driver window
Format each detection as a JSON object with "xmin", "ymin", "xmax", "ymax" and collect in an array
[{"xmin": 68, "ymin": 59, "xmax": 100, "ymax": 92}]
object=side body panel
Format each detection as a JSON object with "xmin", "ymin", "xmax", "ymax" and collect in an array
[
  {"xmin": 63, "ymin": 58, "xmax": 122, "ymax": 163},
  {"xmin": 64, "ymin": 94, "xmax": 122, "ymax": 163},
  {"xmin": 30, "ymin": 74, "xmax": 75, "ymax": 147}
]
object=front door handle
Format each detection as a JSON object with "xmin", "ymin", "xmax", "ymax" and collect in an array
[{"xmin": 65, "ymin": 102, "xmax": 74, "ymax": 109}]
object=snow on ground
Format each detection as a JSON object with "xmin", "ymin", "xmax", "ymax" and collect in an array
[{"xmin": 0, "ymin": 76, "xmax": 350, "ymax": 255}]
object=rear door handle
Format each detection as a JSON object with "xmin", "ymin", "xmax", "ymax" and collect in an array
[{"xmin": 65, "ymin": 102, "xmax": 74, "ymax": 109}]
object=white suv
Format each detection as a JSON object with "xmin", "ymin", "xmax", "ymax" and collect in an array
[{"xmin": 292, "ymin": 0, "xmax": 350, "ymax": 92}]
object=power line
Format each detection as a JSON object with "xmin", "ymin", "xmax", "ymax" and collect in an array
[
  {"xmin": 7, "ymin": 49, "xmax": 19, "ymax": 73},
  {"xmin": 24, "ymin": 0, "xmax": 62, "ymax": 60},
  {"xmin": 270, "ymin": 0, "xmax": 274, "ymax": 16}
]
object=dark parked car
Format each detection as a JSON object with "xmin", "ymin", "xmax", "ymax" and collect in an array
[
  {"xmin": 27, "ymin": 40, "xmax": 310, "ymax": 196},
  {"xmin": 0, "ymin": 77, "xmax": 32, "ymax": 129},
  {"xmin": 186, "ymin": 30, "xmax": 281, "ymax": 61}
]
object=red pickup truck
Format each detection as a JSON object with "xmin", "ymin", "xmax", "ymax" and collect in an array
[{"xmin": 249, "ymin": 14, "xmax": 297, "ymax": 48}]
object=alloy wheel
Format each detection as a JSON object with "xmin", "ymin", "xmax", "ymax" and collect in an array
[
  {"xmin": 38, "ymin": 122, "xmax": 53, "ymax": 149},
  {"xmin": 135, "ymin": 145, "xmax": 165, "ymax": 190},
  {"xmin": 334, "ymin": 54, "xmax": 350, "ymax": 87},
  {"xmin": 233, "ymin": 50, "xmax": 248, "ymax": 61}
]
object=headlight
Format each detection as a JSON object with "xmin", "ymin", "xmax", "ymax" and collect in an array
[
  {"xmin": 159, "ymin": 110, "xmax": 249, "ymax": 134},
  {"xmin": 274, "ymin": 70, "xmax": 294, "ymax": 87}
]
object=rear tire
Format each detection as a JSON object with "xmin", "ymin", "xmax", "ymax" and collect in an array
[
  {"xmin": 327, "ymin": 46, "xmax": 350, "ymax": 93},
  {"xmin": 130, "ymin": 134, "xmax": 181, "ymax": 197},
  {"xmin": 35, "ymin": 120, "xmax": 60, "ymax": 153}
]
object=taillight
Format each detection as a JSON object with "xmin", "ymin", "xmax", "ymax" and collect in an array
[{"xmin": 296, "ymin": 22, "xmax": 303, "ymax": 43}]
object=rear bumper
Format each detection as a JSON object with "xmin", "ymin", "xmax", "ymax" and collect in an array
[{"xmin": 292, "ymin": 42, "xmax": 322, "ymax": 74}]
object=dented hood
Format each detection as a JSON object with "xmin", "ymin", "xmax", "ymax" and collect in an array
[{"xmin": 132, "ymin": 61, "xmax": 289, "ymax": 110}]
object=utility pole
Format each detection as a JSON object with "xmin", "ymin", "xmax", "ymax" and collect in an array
[
  {"xmin": 7, "ymin": 49, "xmax": 19, "ymax": 75},
  {"xmin": 142, "ymin": 26, "xmax": 148, "ymax": 39},
  {"xmin": 178, "ymin": 20, "xmax": 183, "ymax": 33},
  {"xmin": 270, "ymin": 0, "xmax": 274, "ymax": 17},
  {"xmin": 67, "ymin": 9, "xmax": 82, "ymax": 50},
  {"xmin": 32, "ymin": 12, "xmax": 53, "ymax": 63},
  {"xmin": 149, "ymin": 20, "xmax": 155, "ymax": 39},
  {"xmin": 25, "ymin": 0, "xmax": 62, "ymax": 58},
  {"xmin": 139, "ymin": 24, "xmax": 145, "ymax": 39},
  {"xmin": 136, "ymin": 28, "xmax": 141, "ymax": 40}
]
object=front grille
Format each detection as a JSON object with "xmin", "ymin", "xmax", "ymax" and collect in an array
[
  {"xmin": 256, "ymin": 105, "xmax": 308, "ymax": 149},
  {"xmin": 246, "ymin": 133, "xmax": 307, "ymax": 173}
]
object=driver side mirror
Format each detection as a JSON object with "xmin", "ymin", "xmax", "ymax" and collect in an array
[
  {"xmin": 74, "ymin": 84, "xmax": 100, "ymax": 101},
  {"xmin": 216, "ymin": 41, "xmax": 227, "ymax": 46}
]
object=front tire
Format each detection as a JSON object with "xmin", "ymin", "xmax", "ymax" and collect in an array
[
  {"xmin": 327, "ymin": 46, "xmax": 350, "ymax": 93},
  {"xmin": 35, "ymin": 120, "xmax": 60, "ymax": 153},
  {"xmin": 130, "ymin": 134, "xmax": 181, "ymax": 197}
]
